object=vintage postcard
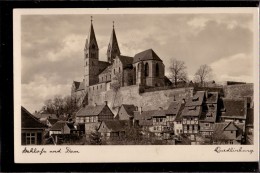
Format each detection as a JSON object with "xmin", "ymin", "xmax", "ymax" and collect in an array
[{"xmin": 14, "ymin": 8, "xmax": 259, "ymax": 163}]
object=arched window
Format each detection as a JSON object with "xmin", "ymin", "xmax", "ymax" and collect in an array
[
  {"xmin": 156, "ymin": 63, "xmax": 159, "ymax": 77},
  {"xmin": 145, "ymin": 63, "xmax": 149, "ymax": 77}
]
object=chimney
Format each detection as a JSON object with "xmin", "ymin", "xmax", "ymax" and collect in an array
[
  {"xmin": 104, "ymin": 101, "xmax": 108, "ymax": 105},
  {"xmin": 182, "ymin": 98, "xmax": 186, "ymax": 104}
]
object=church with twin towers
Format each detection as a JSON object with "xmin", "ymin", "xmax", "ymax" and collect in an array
[{"xmin": 71, "ymin": 17, "xmax": 171, "ymax": 104}]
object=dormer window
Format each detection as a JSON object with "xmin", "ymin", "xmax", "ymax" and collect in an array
[{"xmin": 192, "ymin": 97, "xmax": 199, "ymax": 101}]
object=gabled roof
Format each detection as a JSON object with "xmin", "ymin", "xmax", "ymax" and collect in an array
[
  {"xmin": 214, "ymin": 122, "xmax": 244, "ymax": 140},
  {"xmin": 50, "ymin": 121, "xmax": 76, "ymax": 131},
  {"xmin": 185, "ymin": 91, "xmax": 205, "ymax": 106},
  {"xmin": 99, "ymin": 65, "xmax": 112, "ymax": 76},
  {"xmin": 77, "ymin": 81, "xmax": 85, "ymax": 91},
  {"xmin": 224, "ymin": 122, "xmax": 238, "ymax": 131},
  {"xmin": 117, "ymin": 55, "xmax": 133, "ymax": 68},
  {"xmin": 166, "ymin": 101, "xmax": 182, "ymax": 115},
  {"xmin": 121, "ymin": 104, "xmax": 136, "ymax": 117},
  {"xmin": 175, "ymin": 103, "xmax": 185, "ymax": 121},
  {"xmin": 22, "ymin": 106, "xmax": 48, "ymax": 129},
  {"xmin": 99, "ymin": 120, "xmax": 126, "ymax": 132},
  {"xmin": 199, "ymin": 103, "xmax": 217, "ymax": 122},
  {"xmin": 48, "ymin": 118, "xmax": 58, "ymax": 125},
  {"xmin": 151, "ymin": 110, "xmax": 166, "ymax": 117},
  {"xmin": 205, "ymin": 92, "xmax": 218, "ymax": 104},
  {"xmin": 73, "ymin": 81, "xmax": 81, "ymax": 90},
  {"xmin": 221, "ymin": 98, "xmax": 246, "ymax": 119},
  {"xmin": 182, "ymin": 106, "xmax": 202, "ymax": 117},
  {"xmin": 133, "ymin": 49, "xmax": 162, "ymax": 64},
  {"xmin": 134, "ymin": 110, "xmax": 154, "ymax": 120},
  {"xmin": 76, "ymin": 104, "xmax": 107, "ymax": 116}
]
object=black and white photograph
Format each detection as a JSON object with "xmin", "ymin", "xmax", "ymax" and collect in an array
[{"xmin": 14, "ymin": 8, "xmax": 259, "ymax": 163}]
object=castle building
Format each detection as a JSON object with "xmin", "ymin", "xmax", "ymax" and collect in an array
[{"xmin": 72, "ymin": 17, "xmax": 169, "ymax": 105}]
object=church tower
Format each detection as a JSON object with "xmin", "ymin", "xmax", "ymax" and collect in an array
[
  {"xmin": 107, "ymin": 21, "xmax": 121, "ymax": 64},
  {"xmin": 84, "ymin": 16, "xmax": 99, "ymax": 89}
]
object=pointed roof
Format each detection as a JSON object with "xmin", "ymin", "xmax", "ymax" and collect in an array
[
  {"xmin": 133, "ymin": 49, "xmax": 162, "ymax": 63},
  {"xmin": 85, "ymin": 18, "xmax": 98, "ymax": 50},
  {"xmin": 107, "ymin": 25, "xmax": 120, "ymax": 55},
  {"xmin": 22, "ymin": 106, "xmax": 48, "ymax": 129},
  {"xmin": 120, "ymin": 104, "xmax": 136, "ymax": 117}
]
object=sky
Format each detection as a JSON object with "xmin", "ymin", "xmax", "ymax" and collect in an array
[{"xmin": 21, "ymin": 13, "xmax": 254, "ymax": 112}]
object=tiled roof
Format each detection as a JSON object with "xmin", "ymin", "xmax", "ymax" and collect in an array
[
  {"xmin": 214, "ymin": 122, "xmax": 244, "ymax": 140},
  {"xmin": 76, "ymin": 104, "xmax": 106, "ymax": 116},
  {"xmin": 73, "ymin": 81, "xmax": 80, "ymax": 90},
  {"xmin": 118, "ymin": 55, "xmax": 133, "ymax": 68},
  {"xmin": 199, "ymin": 103, "xmax": 217, "ymax": 122},
  {"xmin": 48, "ymin": 118, "xmax": 58, "ymax": 125},
  {"xmin": 185, "ymin": 91, "xmax": 205, "ymax": 106},
  {"xmin": 134, "ymin": 111, "xmax": 153, "ymax": 126},
  {"xmin": 121, "ymin": 104, "xmax": 136, "ymax": 117},
  {"xmin": 205, "ymin": 92, "xmax": 218, "ymax": 104},
  {"xmin": 166, "ymin": 101, "xmax": 182, "ymax": 115},
  {"xmin": 50, "ymin": 121, "xmax": 75, "ymax": 131},
  {"xmin": 175, "ymin": 103, "xmax": 185, "ymax": 121},
  {"xmin": 164, "ymin": 76, "xmax": 172, "ymax": 85},
  {"xmin": 34, "ymin": 110, "xmax": 58, "ymax": 119},
  {"xmin": 133, "ymin": 49, "xmax": 162, "ymax": 64},
  {"xmin": 22, "ymin": 106, "xmax": 48, "ymax": 129},
  {"xmin": 99, "ymin": 65, "xmax": 112, "ymax": 75},
  {"xmin": 151, "ymin": 110, "xmax": 166, "ymax": 117},
  {"xmin": 99, "ymin": 120, "xmax": 126, "ymax": 132},
  {"xmin": 77, "ymin": 81, "xmax": 85, "ymax": 91},
  {"xmin": 246, "ymin": 108, "xmax": 254, "ymax": 126},
  {"xmin": 182, "ymin": 105, "xmax": 202, "ymax": 117},
  {"xmin": 221, "ymin": 98, "xmax": 246, "ymax": 119}
]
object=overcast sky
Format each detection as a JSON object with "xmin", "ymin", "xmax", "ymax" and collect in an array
[{"xmin": 21, "ymin": 13, "xmax": 254, "ymax": 112}]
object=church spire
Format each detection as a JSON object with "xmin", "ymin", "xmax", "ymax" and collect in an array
[
  {"xmin": 85, "ymin": 16, "xmax": 98, "ymax": 51},
  {"xmin": 107, "ymin": 21, "xmax": 120, "ymax": 64}
]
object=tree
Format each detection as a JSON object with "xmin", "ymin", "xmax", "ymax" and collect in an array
[
  {"xmin": 169, "ymin": 59, "xmax": 188, "ymax": 86},
  {"xmin": 89, "ymin": 128, "xmax": 102, "ymax": 145},
  {"xmin": 110, "ymin": 72, "xmax": 122, "ymax": 108},
  {"xmin": 194, "ymin": 64, "xmax": 213, "ymax": 87}
]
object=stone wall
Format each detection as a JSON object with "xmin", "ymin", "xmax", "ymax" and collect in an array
[
  {"xmin": 88, "ymin": 85, "xmax": 194, "ymax": 115},
  {"xmin": 223, "ymin": 84, "xmax": 254, "ymax": 98}
]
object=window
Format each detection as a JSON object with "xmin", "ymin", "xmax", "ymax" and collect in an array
[
  {"xmin": 145, "ymin": 63, "xmax": 149, "ymax": 77},
  {"xmin": 114, "ymin": 69, "xmax": 115, "ymax": 74},
  {"xmin": 180, "ymin": 129, "xmax": 183, "ymax": 133},
  {"xmin": 156, "ymin": 63, "xmax": 159, "ymax": 77},
  {"xmin": 205, "ymin": 123, "xmax": 209, "ymax": 127},
  {"xmin": 26, "ymin": 132, "xmax": 36, "ymax": 145},
  {"xmin": 231, "ymin": 131, "xmax": 233, "ymax": 133},
  {"xmin": 119, "ymin": 67, "xmax": 121, "ymax": 73},
  {"xmin": 176, "ymin": 129, "xmax": 179, "ymax": 133},
  {"xmin": 86, "ymin": 61, "xmax": 88, "ymax": 66}
]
